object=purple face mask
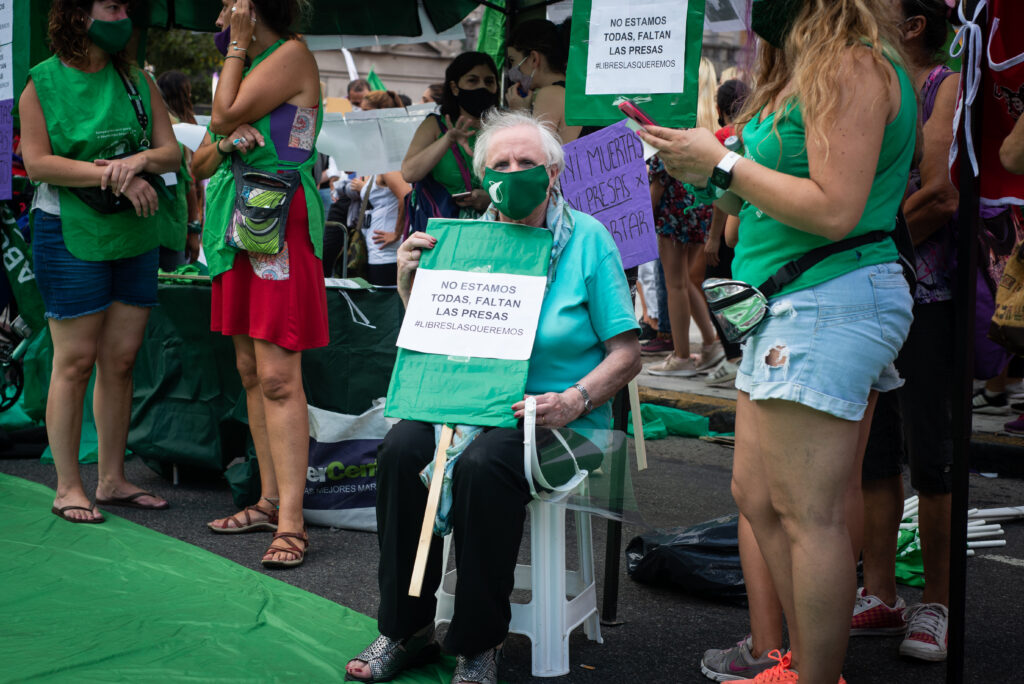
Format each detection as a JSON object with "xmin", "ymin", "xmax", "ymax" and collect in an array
[{"xmin": 214, "ymin": 28, "xmax": 231, "ymax": 56}]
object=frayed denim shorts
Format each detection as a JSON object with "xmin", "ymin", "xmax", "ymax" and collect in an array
[
  {"xmin": 735, "ymin": 262, "xmax": 913, "ymax": 422},
  {"xmin": 32, "ymin": 209, "xmax": 159, "ymax": 320}
]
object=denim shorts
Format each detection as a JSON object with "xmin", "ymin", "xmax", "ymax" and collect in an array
[
  {"xmin": 735, "ymin": 262, "xmax": 913, "ymax": 422},
  {"xmin": 32, "ymin": 209, "xmax": 159, "ymax": 320}
]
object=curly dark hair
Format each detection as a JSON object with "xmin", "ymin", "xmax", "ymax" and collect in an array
[{"xmin": 48, "ymin": 0, "xmax": 136, "ymax": 72}]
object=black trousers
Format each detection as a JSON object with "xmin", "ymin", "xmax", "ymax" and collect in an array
[
  {"xmin": 376, "ymin": 420, "xmax": 532, "ymax": 656},
  {"xmin": 862, "ymin": 301, "xmax": 954, "ymax": 493}
]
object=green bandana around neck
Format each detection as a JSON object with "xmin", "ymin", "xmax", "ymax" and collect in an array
[
  {"xmin": 88, "ymin": 17, "xmax": 133, "ymax": 55},
  {"xmin": 483, "ymin": 164, "xmax": 551, "ymax": 220}
]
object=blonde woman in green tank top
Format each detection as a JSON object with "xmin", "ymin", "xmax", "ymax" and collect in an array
[
  {"xmin": 637, "ymin": 1, "xmax": 917, "ymax": 682},
  {"xmin": 19, "ymin": 0, "xmax": 180, "ymax": 523}
]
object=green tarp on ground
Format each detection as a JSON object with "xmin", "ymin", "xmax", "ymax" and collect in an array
[{"xmin": 0, "ymin": 472, "xmax": 453, "ymax": 683}]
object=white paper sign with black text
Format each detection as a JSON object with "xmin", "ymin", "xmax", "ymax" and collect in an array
[
  {"xmin": 585, "ymin": 0, "xmax": 687, "ymax": 95},
  {"xmin": 396, "ymin": 269, "xmax": 547, "ymax": 361}
]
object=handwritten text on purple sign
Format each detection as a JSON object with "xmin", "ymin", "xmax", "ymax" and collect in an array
[{"xmin": 560, "ymin": 120, "xmax": 657, "ymax": 268}]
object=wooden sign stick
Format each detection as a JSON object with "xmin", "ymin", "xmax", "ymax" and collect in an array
[
  {"xmin": 408, "ymin": 424, "xmax": 454, "ymax": 597},
  {"xmin": 628, "ymin": 380, "xmax": 648, "ymax": 471}
]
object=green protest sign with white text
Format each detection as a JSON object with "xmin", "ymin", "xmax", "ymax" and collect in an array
[
  {"xmin": 385, "ymin": 219, "xmax": 553, "ymax": 428},
  {"xmin": 565, "ymin": 0, "xmax": 706, "ymax": 127}
]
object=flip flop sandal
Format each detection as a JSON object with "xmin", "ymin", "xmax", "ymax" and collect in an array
[
  {"xmin": 344, "ymin": 627, "xmax": 440, "ymax": 683},
  {"xmin": 96, "ymin": 490, "xmax": 169, "ymax": 510},
  {"xmin": 207, "ymin": 505, "xmax": 279, "ymax": 534},
  {"xmin": 51, "ymin": 504, "xmax": 105, "ymax": 524},
  {"xmin": 261, "ymin": 530, "xmax": 308, "ymax": 569}
]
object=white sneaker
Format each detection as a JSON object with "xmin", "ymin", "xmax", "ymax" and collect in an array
[
  {"xmin": 645, "ymin": 355, "xmax": 698, "ymax": 377},
  {"xmin": 899, "ymin": 603, "xmax": 948, "ymax": 662},
  {"xmin": 704, "ymin": 359, "xmax": 739, "ymax": 387},
  {"xmin": 697, "ymin": 341, "xmax": 726, "ymax": 371}
]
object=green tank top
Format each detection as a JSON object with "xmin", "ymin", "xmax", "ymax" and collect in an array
[
  {"xmin": 30, "ymin": 56, "xmax": 182, "ymax": 260},
  {"xmin": 428, "ymin": 115, "xmax": 479, "ymax": 197},
  {"xmin": 203, "ymin": 40, "xmax": 324, "ymax": 278},
  {"xmin": 733, "ymin": 52, "xmax": 916, "ymax": 296}
]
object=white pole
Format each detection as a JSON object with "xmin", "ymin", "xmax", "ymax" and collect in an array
[
  {"xmin": 966, "ymin": 539, "xmax": 1007, "ymax": 549},
  {"xmin": 342, "ymin": 48, "xmax": 359, "ymax": 82}
]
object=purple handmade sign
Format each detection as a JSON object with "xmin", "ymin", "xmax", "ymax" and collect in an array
[{"xmin": 560, "ymin": 120, "xmax": 657, "ymax": 268}]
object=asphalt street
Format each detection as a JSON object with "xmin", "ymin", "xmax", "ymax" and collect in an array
[{"xmin": 3, "ymin": 435, "xmax": 1022, "ymax": 683}]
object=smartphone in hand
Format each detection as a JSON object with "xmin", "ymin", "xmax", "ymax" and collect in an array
[
  {"xmin": 451, "ymin": 191, "xmax": 473, "ymax": 201},
  {"xmin": 618, "ymin": 100, "xmax": 658, "ymax": 127}
]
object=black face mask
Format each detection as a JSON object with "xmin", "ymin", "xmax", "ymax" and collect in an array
[{"xmin": 456, "ymin": 87, "xmax": 498, "ymax": 118}]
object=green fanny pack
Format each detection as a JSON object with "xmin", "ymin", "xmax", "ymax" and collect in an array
[
  {"xmin": 704, "ymin": 229, "xmax": 893, "ymax": 343},
  {"xmin": 225, "ymin": 158, "xmax": 302, "ymax": 255}
]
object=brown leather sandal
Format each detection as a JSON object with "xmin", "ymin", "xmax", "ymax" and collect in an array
[
  {"xmin": 261, "ymin": 530, "xmax": 308, "ymax": 569},
  {"xmin": 207, "ymin": 503, "xmax": 279, "ymax": 534}
]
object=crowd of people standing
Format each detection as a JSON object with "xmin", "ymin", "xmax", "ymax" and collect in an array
[{"xmin": 14, "ymin": 0, "xmax": 1024, "ymax": 683}]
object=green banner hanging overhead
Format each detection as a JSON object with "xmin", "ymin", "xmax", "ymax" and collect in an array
[
  {"xmin": 565, "ymin": 0, "xmax": 706, "ymax": 128},
  {"xmin": 385, "ymin": 219, "xmax": 553, "ymax": 428}
]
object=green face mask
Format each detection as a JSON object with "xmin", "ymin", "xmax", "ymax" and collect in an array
[
  {"xmin": 88, "ymin": 17, "xmax": 133, "ymax": 55},
  {"xmin": 750, "ymin": 0, "xmax": 806, "ymax": 49},
  {"xmin": 483, "ymin": 164, "xmax": 551, "ymax": 220}
]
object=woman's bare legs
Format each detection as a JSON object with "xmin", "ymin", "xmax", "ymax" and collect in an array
[
  {"xmin": 734, "ymin": 393, "xmax": 874, "ymax": 662},
  {"xmin": 733, "ymin": 392, "xmax": 875, "ymax": 683},
  {"xmin": 685, "ymin": 242, "xmax": 717, "ymax": 347},
  {"xmin": 208, "ymin": 335, "xmax": 279, "ymax": 530},
  {"xmin": 738, "ymin": 512, "xmax": 785, "ymax": 657},
  {"xmin": 93, "ymin": 302, "xmax": 166, "ymax": 507},
  {"xmin": 253, "ymin": 338, "xmax": 309, "ymax": 562},
  {"xmin": 47, "ymin": 313, "xmax": 104, "ymax": 521},
  {"xmin": 658, "ymin": 236, "xmax": 691, "ymax": 359}
]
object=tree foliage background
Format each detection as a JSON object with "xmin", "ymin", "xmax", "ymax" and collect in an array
[{"xmin": 146, "ymin": 29, "xmax": 221, "ymax": 113}]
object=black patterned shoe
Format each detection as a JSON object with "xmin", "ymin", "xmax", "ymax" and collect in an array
[
  {"xmin": 344, "ymin": 626, "xmax": 440, "ymax": 682},
  {"xmin": 451, "ymin": 647, "xmax": 501, "ymax": 684}
]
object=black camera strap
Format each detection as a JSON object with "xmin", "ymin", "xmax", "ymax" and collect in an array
[
  {"xmin": 758, "ymin": 230, "xmax": 892, "ymax": 298},
  {"xmin": 117, "ymin": 69, "xmax": 150, "ymax": 148}
]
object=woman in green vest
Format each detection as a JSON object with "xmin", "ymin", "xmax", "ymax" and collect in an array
[
  {"xmin": 637, "ymin": 1, "xmax": 916, "ymax": 681},
  {"xmin": 191, "ymin": 0, "xmax": 326, "ymax": 569},
  {"xmin": 19, "ymin": 0, "xmax": 181, "ymax": 523}
]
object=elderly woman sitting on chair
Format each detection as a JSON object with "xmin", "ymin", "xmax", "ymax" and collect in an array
[{"xmin": 345, "ymin": 110, "xmax": 641, "ymax": 684}]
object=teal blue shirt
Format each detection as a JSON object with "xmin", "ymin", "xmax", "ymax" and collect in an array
[{"xmin": 526, "ymin": 209, "xmax": 640, "ymax": 432}]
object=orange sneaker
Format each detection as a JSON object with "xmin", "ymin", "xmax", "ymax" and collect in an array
[
  {"xmin": 750, "ymin": 651, "xmax": 848, "ymax": 683},
  {"xmin": 751, "ymin": 651, "xmax": 799, "ymax": 682}
]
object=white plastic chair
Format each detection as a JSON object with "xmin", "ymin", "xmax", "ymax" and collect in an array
[{"xmin": 434, "ymin": 397, "xmax": 603, "ymax": 677}]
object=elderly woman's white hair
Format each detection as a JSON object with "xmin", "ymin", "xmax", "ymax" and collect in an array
[{"xmin": 472, "ymin": 109, "xmax": 566, "ymax": 180}]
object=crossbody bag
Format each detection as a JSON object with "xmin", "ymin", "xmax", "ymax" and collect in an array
[
  {"xmin": 703, "ymin": 230, "xmax": 893, "ymax": 343},
  {"xmin": 224, "ymin": 157, "xmax": 302, "ymax": 255},
  {"xmin": 69, "ymin": 69, "xmax": 168, "ymax": 214}
]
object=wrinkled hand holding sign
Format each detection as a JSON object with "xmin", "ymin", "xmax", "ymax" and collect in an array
[{"xmin": 385, "ymin": 218, "xmax": 553, "ymax": 428}]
